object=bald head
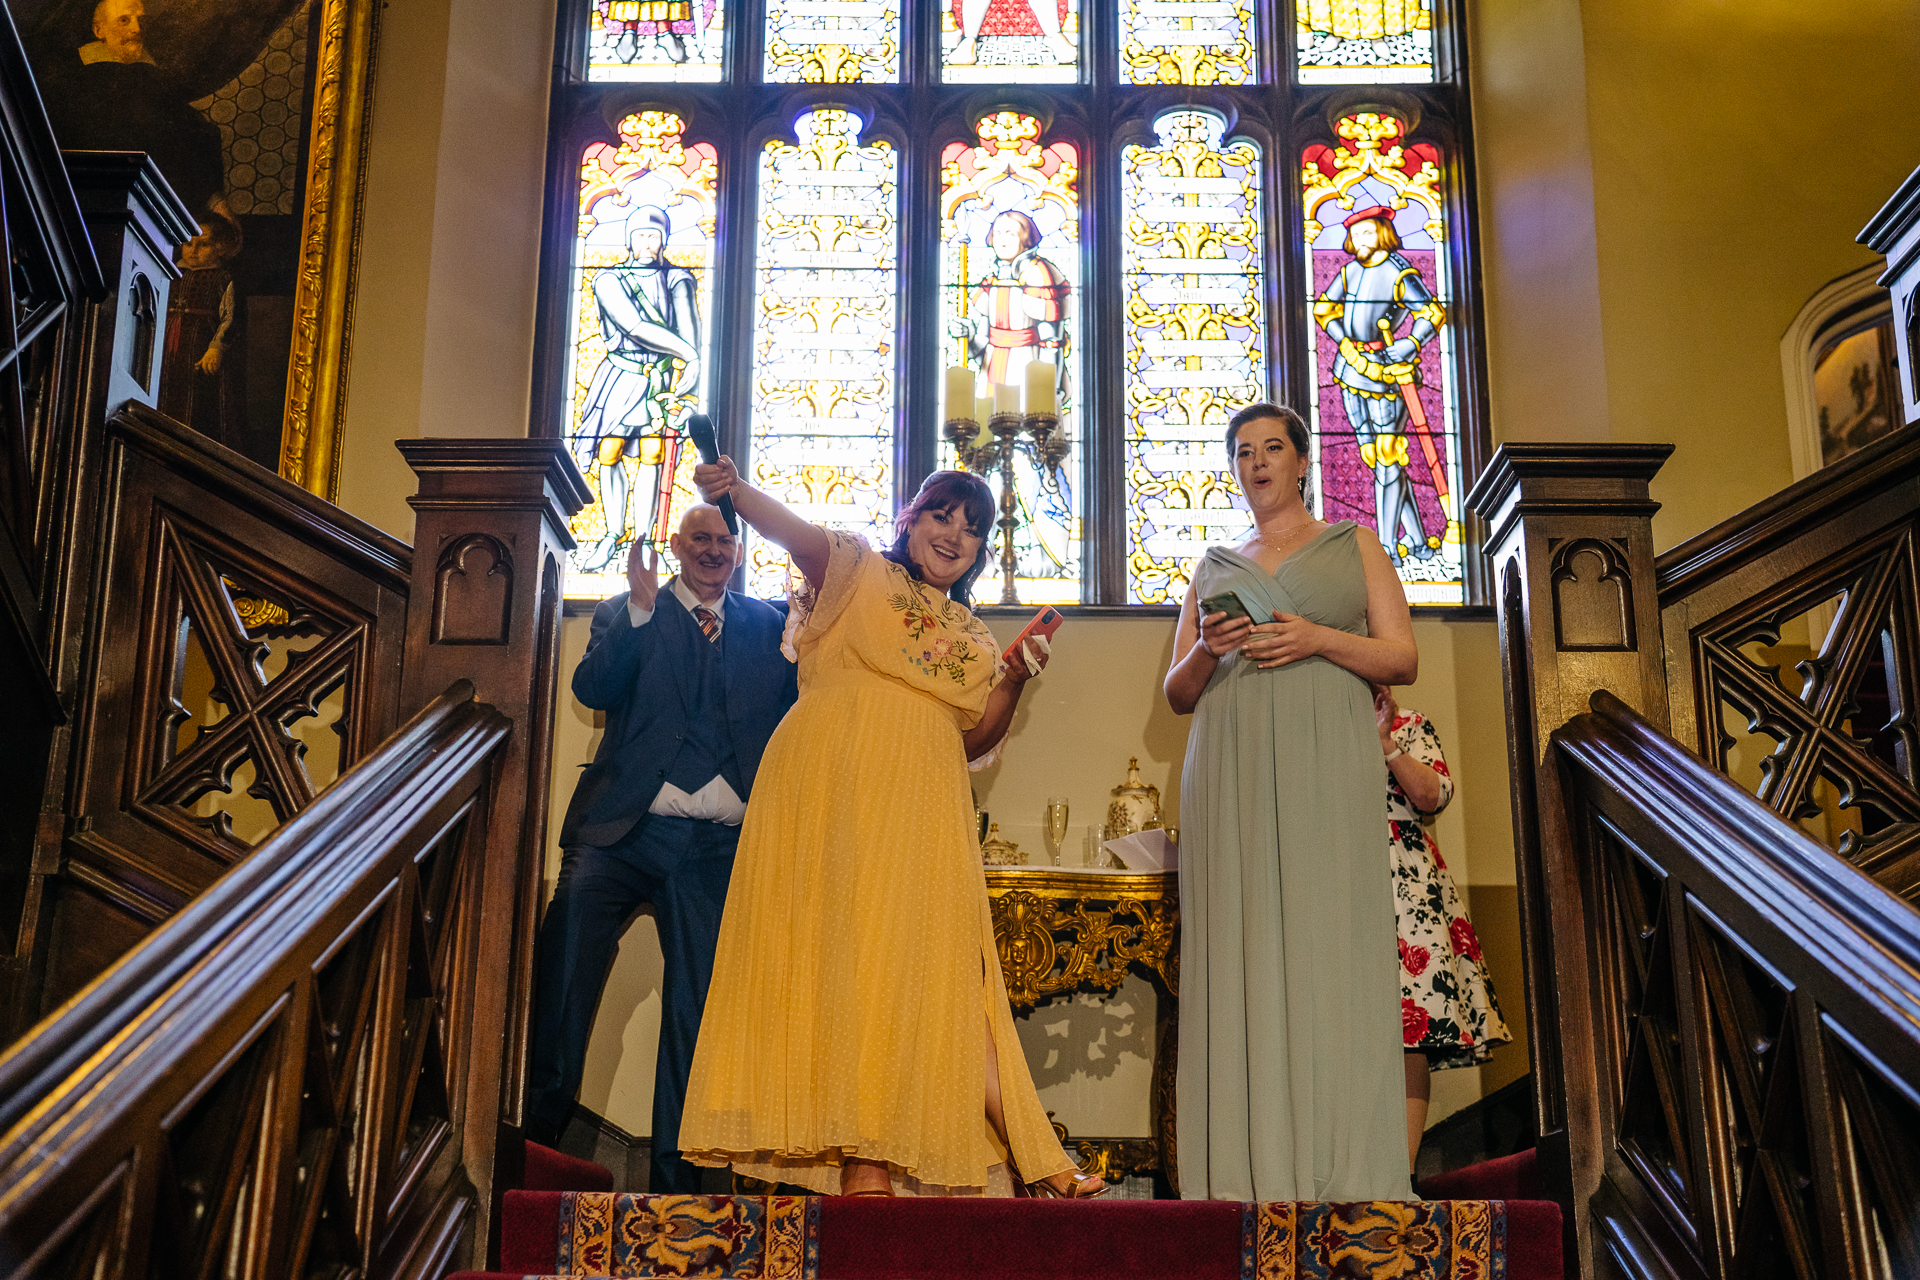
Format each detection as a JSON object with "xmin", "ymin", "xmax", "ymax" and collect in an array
[{"xmin": 670, "ymin": 504, "xmax": 741, "ymax": 601}]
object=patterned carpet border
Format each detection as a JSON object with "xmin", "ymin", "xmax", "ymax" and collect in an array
[
  {"xmin": 1242, "ymin": 1200, "xmax": 1506, "ymax": 1280},
  {"xmin": 534, "ymin": 1193, "xmax": 1514, "ymax": 1278},
  {"xmin": 553, "ymin": 1193, "xmax": 821, "ymax": 1278}
]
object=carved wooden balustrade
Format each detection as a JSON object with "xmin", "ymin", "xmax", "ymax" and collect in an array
[
  {"xmin": 0, "ymin": 683, "xmax": 511, "ymax": 1280},
  {"xmin": 1657, "ymin": 424, "xmax": 1920, "ymax": 903},
  {"xmin": 1469, "ymin": 426, "xmax": 1920, "ymax": 1280},
  {"xmin": 0, "ymin": 6, "xmax": 586, "ymax": 1268},
  {"xmin": 1555, "ymin": 694, "xmax": 1920, "ymax": 1280},
  {"xmin": 32, "ymin": 404, "xmax": 413, "ymax": 1024}
]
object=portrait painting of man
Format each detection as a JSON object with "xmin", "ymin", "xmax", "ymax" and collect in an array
[{"xmin": 11, "ymin": 0, "xmax": 340, "ymax": 474}]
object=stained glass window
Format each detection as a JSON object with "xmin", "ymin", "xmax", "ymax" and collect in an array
[
  {"xmin": 942, "ymin": 0, "xmax": 1080, "ymax": 83},
  {"xmin": 1119, "ymin": 0, "xmax": 1255, "ymax": 86},
  {"xmin": 940, "ymin": 111, "xmax": 1082, "ymax": 604},
  {"xmin": 563, "ymin": 111, "xmax": 720, "ymax": 600},
  {"xmin": 1302, "ymin": 111, "xmax": 1462, "ymax": 606},
  {"xmin": 1120, "ymin": 108, "xmax": 1263, "ymax": 605},
  {"xmin": 587, "ymin": 0, "xmax": 727, "ymax": 81},
  {"xmin": 551, "ymin": 0, "xmax": 1482, "ymax": 607},
  {"xmin": 746, "ymin": 109, "xmax": 900, "ymax": 596},
  {"xmin": 1296, "ymin": 0, "xmax": 1434, "ymax": 83},
  {"xmin": 765, "ymin": 0, "xmax": 899, "ymax": 82}
]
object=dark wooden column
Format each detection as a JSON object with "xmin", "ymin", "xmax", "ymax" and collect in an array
[
  {"xmin": 66, "ymin": 154, "xmax": 196, "ymax": 416},
  {"xmin": 1860, "ymin": 164, "xmax": 1920, "ymax": 429},
  {"xmin": 1465, "ymin": 443, "xmax": 1673, "ymax": 1280},
  {"xmin": 397, "ymin": 440, "xmax": 588, "ymax": 1241}
]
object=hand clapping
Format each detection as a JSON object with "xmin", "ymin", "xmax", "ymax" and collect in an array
[{"xmin": 626, "ymin": 539, "xmax": 662, "ymax": 612}]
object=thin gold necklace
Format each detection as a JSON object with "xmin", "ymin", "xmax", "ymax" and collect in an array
[{"xmin": 1253, "ymin": 517, "xmax": 1319, "ymax": 553}]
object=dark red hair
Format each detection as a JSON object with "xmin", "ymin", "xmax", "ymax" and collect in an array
[{"xmin": 884, "ymin": 470, "xmax": 996, "ymax": 607}]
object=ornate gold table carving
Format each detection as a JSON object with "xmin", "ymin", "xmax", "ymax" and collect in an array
[{"xmin": 984, "ymin": 867, "xmax": 1179, "ymax": 1192}]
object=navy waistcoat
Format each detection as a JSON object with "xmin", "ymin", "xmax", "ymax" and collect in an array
[{"xmin": 662, "ymin": 627, "xmax": 742, "ymax": 797}]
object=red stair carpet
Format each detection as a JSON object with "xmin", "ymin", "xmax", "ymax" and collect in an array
[{"xmin": 448, "ymin": 1188, "xmax": 1561, "ymax": 1279}]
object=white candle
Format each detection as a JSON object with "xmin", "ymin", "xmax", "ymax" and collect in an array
[
  {"xmin": 975, "ymin": 394, "xmax": 996, "ymax": 428},
  {"xmin": 945, "ymin": 366, "xmax": 975, "ymax": 422},
  {"xmin": 994, "ymin": 383, "xmax": 1020, "ymax": 417},
  {"xmin": 1024, "ymin": 361, "xmax": 1057, "ymax": 416}
]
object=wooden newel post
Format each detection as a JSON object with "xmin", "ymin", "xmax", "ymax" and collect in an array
[
  {"xmin": 396, "ymin": 440, "xmax": 588, "ymax": 1247},
  {"xmin": 1465, "ymin": 443, "xmax": 1673, "ymax": 1280}
]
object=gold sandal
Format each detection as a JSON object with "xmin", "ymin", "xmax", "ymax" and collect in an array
[{"xmin": 1028, "ymin": 1171, "xmax": 1108, "ymax": 1199}]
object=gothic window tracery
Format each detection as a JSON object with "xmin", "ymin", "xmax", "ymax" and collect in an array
[{"xmin": 544, "ymin": 0, "xmax": 1485, "ymax": 608}]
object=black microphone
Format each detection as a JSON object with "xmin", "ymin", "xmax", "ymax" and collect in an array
[{"xmin": 685, "ymin": 413, "xmax": 737, "ymax": 535}]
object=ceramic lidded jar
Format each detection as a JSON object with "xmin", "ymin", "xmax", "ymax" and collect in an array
[
  {"xmin": 1102, "ymin": 756, "xmax": 1162, "ymax": 842},
  {"xmin": 980, "ymin": 822, "xmax": 1026, "ymax": 866}
]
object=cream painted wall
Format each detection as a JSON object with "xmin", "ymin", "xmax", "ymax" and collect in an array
[
  {"xmin": 333, "ymin": 0, "xmax": 560, "ymax": 542},
  {"xmin": 1465, "ymin": 0, "xmax": 1612, "ymax": 445},
  {"xmin": 1577, "ymin": 0, "xmax": 1920, "ymax": 550}
]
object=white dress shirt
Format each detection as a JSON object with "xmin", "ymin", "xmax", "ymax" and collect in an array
[{"xmin": 627, "ymin": 577, "xmax": 747, "ymax": 825}]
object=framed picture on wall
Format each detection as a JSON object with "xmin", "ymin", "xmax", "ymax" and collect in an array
[{"xmin": 10, "ymin": 0, "xmax": 377, "ymax": 498}]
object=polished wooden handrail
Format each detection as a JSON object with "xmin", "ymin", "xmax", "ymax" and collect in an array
[
  {"xmin": 1655, "ymin": 422, "xmax": 1920, "ymax": 609},
  {"xmin": 0, "ymin": 681, "xmax": 510, "ymax": 1279},
  {"xmin": 1553, "ymin": 690, "xmax": 1920, "ymax": 1280}
]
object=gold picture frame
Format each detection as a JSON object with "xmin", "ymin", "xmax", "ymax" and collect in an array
[
  {"xmin": 19, "ymin": 0, "xmax": 378, "ymax": 501},
  {"xmin": 278, "ymin": 0, "xmax": 377, "ymax": 501}
]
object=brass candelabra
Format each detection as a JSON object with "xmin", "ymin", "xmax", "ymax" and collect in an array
[{"xmin": 943, "ymin": 409, "xmax": 1069, "ymax": 606}]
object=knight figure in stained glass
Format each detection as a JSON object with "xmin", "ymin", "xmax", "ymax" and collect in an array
[
  {"xmin": 1312, "ymin": 204, "xmax": 1444, "ymax": 568},
  {"xmin": 1302, "ymin": 111, "xmax": 1462, "ymax": 606},
  {"xmin": 580, "ymin": 204, "xmax": 704, "ymax": 570},
  {"xmin": 564, "ymin": 111, "xmax": 718, "ymax": 599},
  {"xmin": 953, "ymin": 211, "xmax": 1069, "ymax": 396},
  {"xmin": 940, "ymin": 111, "xmax": 1083, "ymax": 602}
]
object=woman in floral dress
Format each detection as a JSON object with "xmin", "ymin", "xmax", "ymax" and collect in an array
[{"xmin": 1374, "ymin": 685, "xmax": 1511, "ymax": 1172}]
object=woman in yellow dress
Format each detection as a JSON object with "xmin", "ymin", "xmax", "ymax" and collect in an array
[{"xmin": 679, "ymin": 459, "xmax": 1105, "ymax": 1199}]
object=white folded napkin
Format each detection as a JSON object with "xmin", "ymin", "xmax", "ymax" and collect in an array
[{"xmin": 1099, "ymin": 828, "xmax": 1177, "ymax": 872}]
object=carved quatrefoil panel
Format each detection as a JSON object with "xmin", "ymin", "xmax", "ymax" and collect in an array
[
  {"xmin": 140, "ymin": 513, "xmax": 371, "ymax": 860},
  {"xmin": 1698, "ymin": 525, "xmax": 1920, "ymax": 898}
]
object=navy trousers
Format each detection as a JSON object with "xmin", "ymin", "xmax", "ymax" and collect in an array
[{"xmin": 525, "ymin": 813, "xmax": 739, "ymax": 1193}]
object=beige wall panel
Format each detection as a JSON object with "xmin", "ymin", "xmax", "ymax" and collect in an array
[
  {"xmin": 1466, "ymin": 0, "xmax": 1613, "ymax": 446},
  {"xmin": 334, "ymin": 0, "xmax": 559, "ymax": 539},
  {"xmin": 1578, "ymin": 0, "xmax": 1920, "ymax": 550}
]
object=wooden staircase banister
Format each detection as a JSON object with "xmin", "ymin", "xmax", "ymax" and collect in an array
[
  {"xmin": 0, "ymin": 680, "xmax": 513, "ymax": 1279},
  {"xmin": 1551, "ymin": 690, "xmax": 1920, "ymax": 1280},
  {"xmin": 1654, "ymin": 421, "xmax": 1920, "ymax": 609},
  {"xmin": 1556, "ymin": 690, "xmax": 1920, "ymax": 1013}
]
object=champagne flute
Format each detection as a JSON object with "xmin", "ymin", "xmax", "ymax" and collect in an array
[{"xmin": 1043, "ymin": 797, "xmax": 1069, "ymax": 867}]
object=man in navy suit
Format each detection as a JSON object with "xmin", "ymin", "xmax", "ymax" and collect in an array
[{"xmin": 527, "ymin": 504, "xmax": 797, "ymax": 1192}]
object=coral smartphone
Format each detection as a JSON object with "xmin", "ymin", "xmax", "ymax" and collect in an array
[
  {"xmin": 1199, "ymin": 591, "xmax": 1252, "ymax": 622},
  {"xmin": 1002, "ymin": 606, "xmax": 1066, "ymax": 664}
]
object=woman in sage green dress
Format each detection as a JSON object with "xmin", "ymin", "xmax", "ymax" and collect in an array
[{"xmin": 1164, "ymin": 402, "xmax": 1418, "ymax": 1202}]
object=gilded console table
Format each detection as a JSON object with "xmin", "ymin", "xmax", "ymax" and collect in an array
[{"xmin": 983, "ymin": 867, "xmax": 1179, "ymax": 1193}]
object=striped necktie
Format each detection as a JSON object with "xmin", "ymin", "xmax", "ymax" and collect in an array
[{"xmin": 693, "ymin": 606, "xmax": 720, "ymax": 643}]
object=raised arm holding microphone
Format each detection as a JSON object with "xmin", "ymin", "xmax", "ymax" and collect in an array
[{"xmin": 676, "ymin": 455, "xmax": 1107, "ymax": 1200}]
